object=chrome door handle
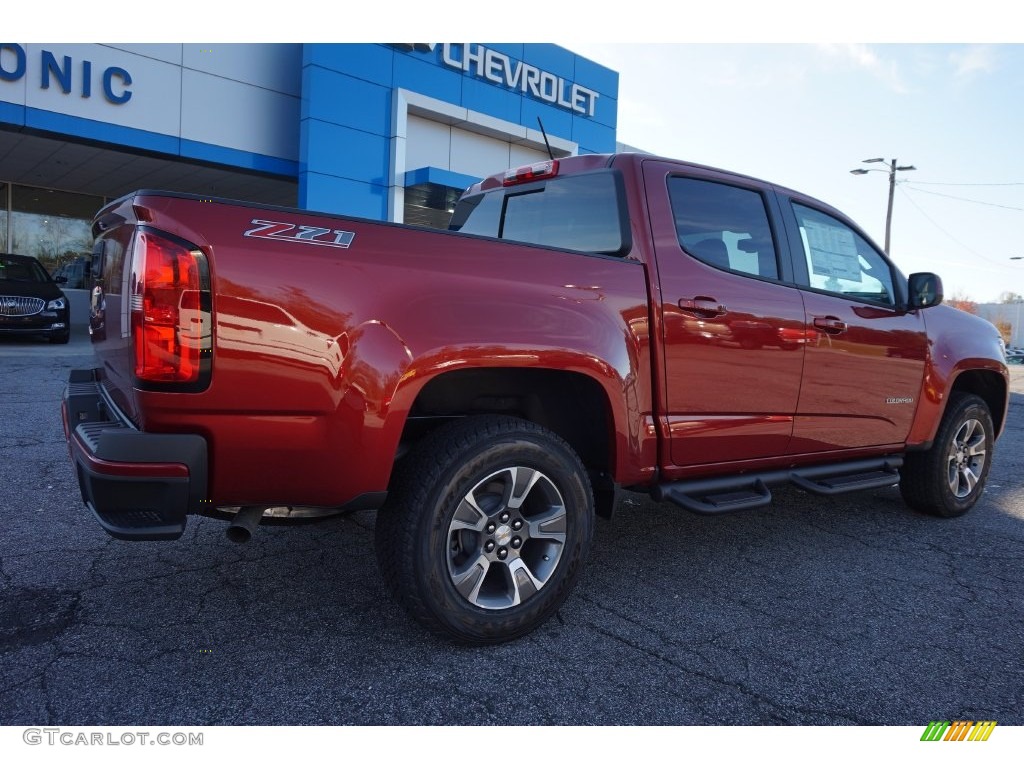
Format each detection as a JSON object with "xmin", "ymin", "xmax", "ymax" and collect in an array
[
  {"xmin": 813, "ymin": 316, "xmax": 848, "ymax": 334},
  {"xmin": 679, "ymin": 297, "xmax": 727, "ymax": 317}
]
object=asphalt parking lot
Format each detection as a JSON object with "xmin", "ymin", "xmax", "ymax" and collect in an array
[{"xmin": 2, "ymin": 329, "xmax": 1023, "ymax": 725}]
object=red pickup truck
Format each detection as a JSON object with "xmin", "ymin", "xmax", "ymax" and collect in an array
[{"xmin": 63, "ymin": 153, "xmax": 1009, "ymax": 643}]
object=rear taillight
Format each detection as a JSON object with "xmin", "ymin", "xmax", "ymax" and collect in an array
[
  {"xmin": 502, "ymin": 159, "xmax": 559, "ymax": 186},
  {"xmin": 129, "ymin": 230, "xmax": 211, "ymax": 385}
]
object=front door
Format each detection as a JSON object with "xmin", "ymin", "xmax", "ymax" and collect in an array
[{"xmin": 781, "ymin": 198, "xmax": 928, "ymax": 452}]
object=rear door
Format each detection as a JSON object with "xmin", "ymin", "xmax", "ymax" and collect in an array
[
  {"xmin": 643, "ymin": 160, "xmax": 808, "ymax": 467},
  {"xmin": 778, "ymin": 194, "xmax": 928, "ymax": 451}
]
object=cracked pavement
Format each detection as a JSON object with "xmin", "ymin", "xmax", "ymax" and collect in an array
[{"xmin": 1, "ymin": 329, "xmax": 1023, "ymax": 725}]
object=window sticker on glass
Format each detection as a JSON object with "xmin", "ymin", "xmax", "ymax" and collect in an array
[{"xmin": 803, "ymin": 220, "xmax": 862, "ymax": 282}]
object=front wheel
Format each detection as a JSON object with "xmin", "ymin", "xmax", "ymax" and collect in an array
[
  {"xmin": 375, "ymin": 416, "xmax": 594, "ymax": 644},
  {"xmin": 900, "ymin": 392, "xmax": 994, "ymax": 517}
]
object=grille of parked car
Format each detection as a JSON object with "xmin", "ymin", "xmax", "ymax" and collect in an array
[{"xmin": 0, "ymin": 296, "xmax": 45, "ymax": 316}]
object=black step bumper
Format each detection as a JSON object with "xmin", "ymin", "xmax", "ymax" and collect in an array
[{"xmin": 62, "ymin": 369, "xmax": 208, "ymax": 541}]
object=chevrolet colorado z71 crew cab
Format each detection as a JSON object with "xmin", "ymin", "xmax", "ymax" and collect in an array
[{"xmin": 63, "ymin": 153, "xmax": 1009, "ymax": 643}]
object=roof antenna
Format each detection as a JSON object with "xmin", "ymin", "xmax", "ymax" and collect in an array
[{"xmin": 537, "ymin": 117, "xmax": 555, "ymax": 161}]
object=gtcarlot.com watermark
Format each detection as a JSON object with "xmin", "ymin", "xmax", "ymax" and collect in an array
[{"xmin": 23, "ymin": 728, "xmax": 203, "ymax": 747}]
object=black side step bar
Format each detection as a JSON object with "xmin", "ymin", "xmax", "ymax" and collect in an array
[{"xmin": 653, "ymin": 457, "xmax": 902, "ymax": 516}]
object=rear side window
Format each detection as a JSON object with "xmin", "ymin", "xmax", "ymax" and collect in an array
[
  {"xmin": 668, "ymin": 177, "xmax": 779, "ymax": 280},
  {"xmin": 449, "ymin": 172, "xmax": 629, "ymax": 256}
]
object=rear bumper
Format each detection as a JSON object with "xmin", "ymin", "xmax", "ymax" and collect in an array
[{"xmin": 63, "ymin": 368, "xmax": 208, "ymax": 541}]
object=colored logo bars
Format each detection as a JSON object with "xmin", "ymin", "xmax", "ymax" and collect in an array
[{"xmin": 920, "ymin": 721, "xmax": 997, "ymax": 742}]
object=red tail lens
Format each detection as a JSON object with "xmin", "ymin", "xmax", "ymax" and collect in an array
[
  {"xmin": 130, "ymin": 231, "xmax": 209, "ymax": 383},
  {"xmin": 502, "ymin": 159, "xmax": 559, "ymax": 186}
]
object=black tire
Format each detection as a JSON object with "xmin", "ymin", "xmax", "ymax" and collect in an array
[
  {"xmin": 900, "ymin": 392, "xmax": 994, "ymax": 517},
  {"xmin": 48, "ymin": 331, "xmax": 70, "ymax": 344},
  {"xmin": 375, "ymin": 415, "xmax": 594, "ymax": 644}
]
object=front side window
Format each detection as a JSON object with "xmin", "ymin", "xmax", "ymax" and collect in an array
[
  {"xmin": 791, "ymin": 203, "xmax": 895, "ymax": 306},
  {"xmin": 449, "ymin": 172, "xmax": 628, "ymax": 256},
  {"xmin": 668, "ymin": 177, "xmax": 779, "ymax": 280}
]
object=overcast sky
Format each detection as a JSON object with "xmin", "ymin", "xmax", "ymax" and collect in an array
[{"xmin": 566, "ymin": 43, "xmax": 1024, "ymax": 303}]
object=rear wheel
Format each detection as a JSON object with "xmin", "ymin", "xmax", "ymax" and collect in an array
[
  {"xmin": 900, "ymin": 392, "xmax": 994, "ymax": 517},
  {"xmin": 375, "ymin": 415, "xmax": 594, "ymax": 644}
]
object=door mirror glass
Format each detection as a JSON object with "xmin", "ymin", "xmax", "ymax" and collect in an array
[{"xmin": 908, "ymin": 272, "xmax": 943, "ymax": 309}]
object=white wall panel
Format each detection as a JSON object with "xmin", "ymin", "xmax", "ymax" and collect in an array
[
  {"xmin": 103, "ymin": 44, "xmax": 183, "ymax": 66},
  {"xmin": 0, "ymin": 46, "xmax": 27, "ymax": 104},
  {"xmin": 405, "ymin": 115, "xmax": 451, "ymax": 170},
  {"xmin": 17, "ymin": 44, "xmax": 182, "ymax": 137},
  {"xmin": 450, "ymin": 126, "xmax": 513, "ymax": 177},
  {"xmin": 180, "ymin": 69, "xmax": 299, "ymax": 159},
  {"xmin": 183, "ymin": 44, "xmax": 301, "ymax": 95},
  {"xmin": 509, "ymin": 144, "xmax": 552, "ymax": 167}
]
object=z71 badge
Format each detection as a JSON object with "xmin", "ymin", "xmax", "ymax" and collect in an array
[{"xmin": 244, "ymin": 219, "xmax": 355, "ymax": 249}]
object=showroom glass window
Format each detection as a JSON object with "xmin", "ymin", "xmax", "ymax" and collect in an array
[
  {"xmin": 0, "ymin": 183, "xmax": 7, "ymax": 252},
  {"xmin": 10, "ymin": 186, "xmax": 103, "ymax": 276}
]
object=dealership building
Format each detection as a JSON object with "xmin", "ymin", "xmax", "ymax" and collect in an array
[{"xmin": 0, "ymin": 42, "xmax": 619, "ymax": 280}]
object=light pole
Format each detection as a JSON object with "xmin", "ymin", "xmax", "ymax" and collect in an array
[{"xmin": 850, "ymin": 157, "xmax": 916, "ymax": 254}]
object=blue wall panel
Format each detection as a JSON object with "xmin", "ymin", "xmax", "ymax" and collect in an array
[
  {"xmin": 300, "ymin": 172, "xmax": 388, "ymax": 219},
  {"xmin": 25, "ymin": 107, "xmax": 180, "ymax": 156},
  {"xmin": 573, "ymin": 55, "xmax": 620, "ymax": 101},
  {"xmin": 302, "ymin": 43, "xmax": 394, "ymax": 87},
  {"xmin": 302, "ymin": 119, "xmax": 389, "ymax": 184},
  {"xmin": 0, "ymin": 101, "xmax": 26, "ymax": 126},
  {"xmin": 180, "ymin": 139, "xmax": 298, "ymax": 176},
  {"xmin": 571, "ymin": 118, "xmax": 616, "ymax": 155},
  {"xmin": 392, "ymin": 52, "xmax": 463, "ymax": 105},
  {"xmin": 300, "ymin": 43, "xmax": 619, "ymax": 218},
  {"xmin": 523, "ymin": 44, "xmax": 576, "ymax": 82},
  {"xmin": 519, "ymin": 100, "xmax": 572, "ymax": 142},
  {"xmin": 590, "ymin": 93, "xmax": 618, "ymax": 130},
  {"xmin": 302, "ymin": 66, "xmax": 390, "ymax": 136},
  {"xmin": 485, "ymin": 44, "xmax": 525, "ymax": 61},
  {"xmin": 461, "ymin": 77, "xmax": 522, "ymax": 124}
]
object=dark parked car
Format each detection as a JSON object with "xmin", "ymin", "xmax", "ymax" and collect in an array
[{"xmin": 0, "ymin": 253, "xmax": 70, "ymax": 344}]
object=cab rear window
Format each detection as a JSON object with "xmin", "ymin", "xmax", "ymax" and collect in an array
[{"xmin": 449, "ymin": 171, "xmax": 630, "ymax": 257}]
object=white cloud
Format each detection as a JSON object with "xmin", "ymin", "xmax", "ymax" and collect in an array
[
  {"xmin": 815, "ymin": 43, "xmax": 909, "ymax": 93},
  {"xmin": 950, "ymin": 45, "xmax": 997, "ymax": 79}
]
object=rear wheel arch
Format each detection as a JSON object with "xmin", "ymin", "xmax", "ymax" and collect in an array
[{"xmin": 399, "ymin": 367, "xmax": 618, "ymax": 478}]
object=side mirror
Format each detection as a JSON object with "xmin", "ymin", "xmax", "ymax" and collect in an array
[
  {"xmin": 54, "ymin": 275, "xmax": 68, "ymax": 284},
  {"xmin": 908, "ymin": 272, "xmax": 943, "ymax": 310}
]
